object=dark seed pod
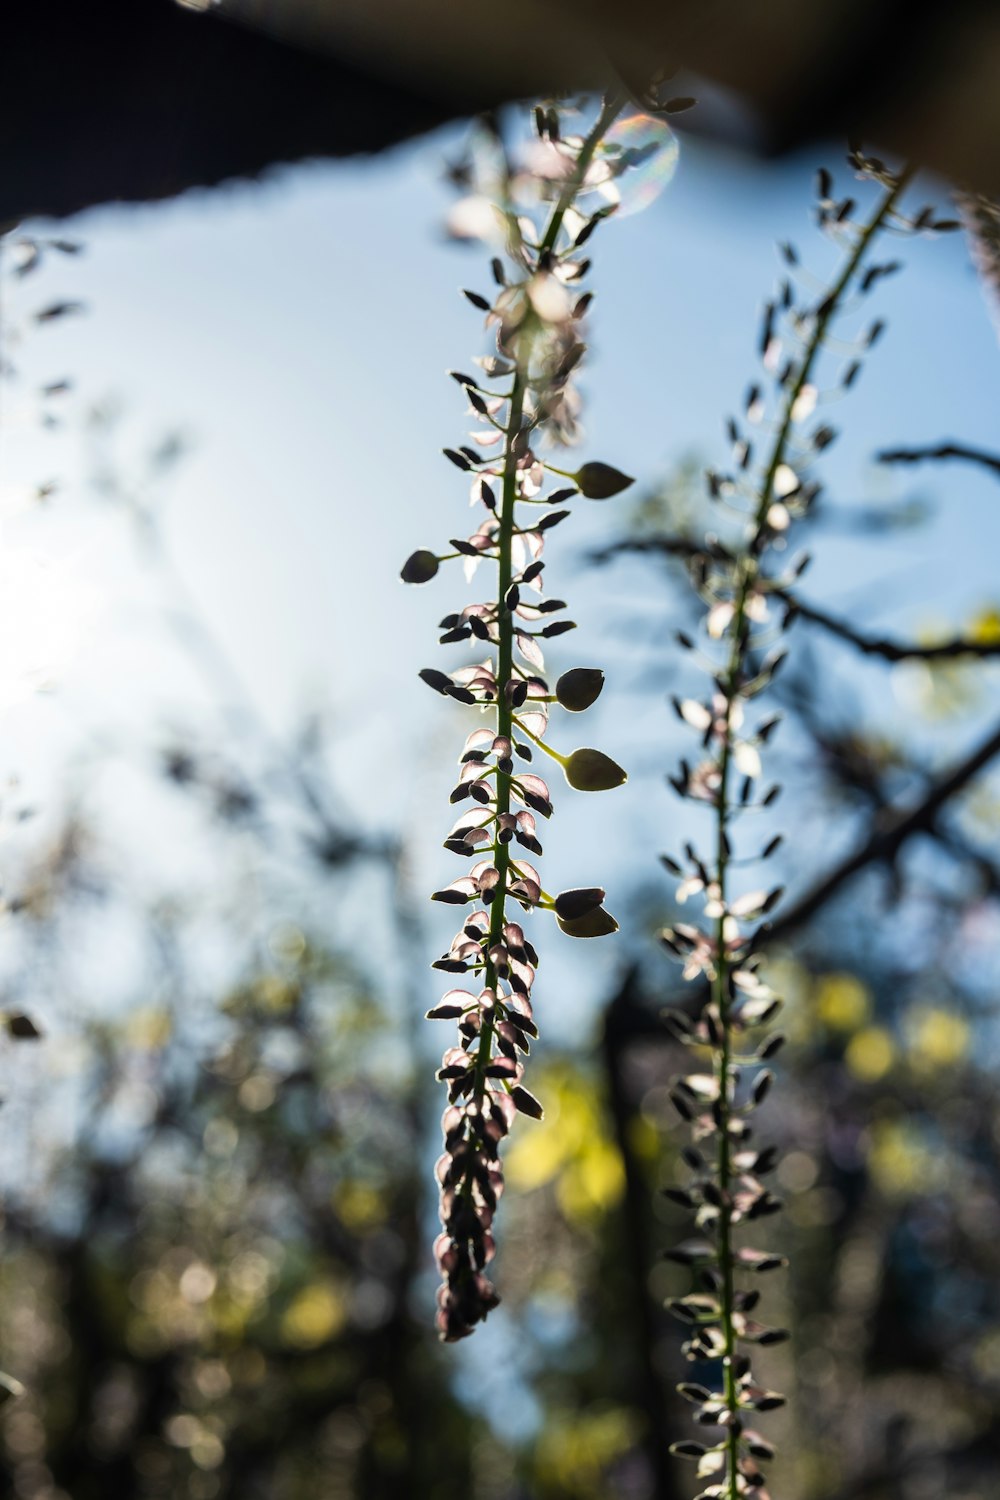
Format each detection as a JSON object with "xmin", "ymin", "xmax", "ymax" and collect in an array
[
  {"xmin": 419, "ymin": 668, "xmax": 453, "ymax": 695},
  {"xmin": 750, "ymin": 1070, "xmax": 774, "ymax": 1106},
  {"xmin": 554, "ymin": 886, "xmax": 605, "ymax": 920},
  {"xmin": 400, "ymin": 549, "xmax": 440, "ymax": 584},
  {"xmin": 555, "ymin": 667, "xmax": 605, "ymax": 711},
  {"xmin": 564, "ymin": 748, "xmax": 627, "ymax": 791},
  {"xmin": 556, "ymin": 906, "xmax": 619, "ymax": 938},
  {"xmin": 6, "ymin": 1013, "xmax": 41, "ymax": 1040},
  {"xmin": 574, "ymin": 460, "xmax": 635, "ymax": 499}
]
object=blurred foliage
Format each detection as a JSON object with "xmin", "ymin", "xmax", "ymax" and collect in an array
[
  {"xmin": 2, "ymin": 479, "xmax": 1000, "ymax": 1500},
  {"xmin": 0, "ymin": 912, "xmax": 479, "ymax": 1500},
  {"xmin": 3, "ymin": 233, "xmax": 1000, "ymax": 1500}
]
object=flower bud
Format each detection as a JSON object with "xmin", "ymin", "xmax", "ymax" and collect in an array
[
  {"xmin": 554, "ymin": 887, "xmax": 605, "ymax": 920},
  {"xmin": 574, "ymin": 461, "xmax": 635, "ymax": 499},
  {"xmin": 556, "ymin": 906, "xmax": 619, "ymax": 938},
  {"xmin": 555, "ymin": 668, "xmax": 604, "ymax": 711},
  {"xmin": 564, "ymin": 747, "xmax": 627, "ymax": 791},
  {"xmin": 510, "ymin": 1085, "xmax": 544, "ymax": 1119},
  {"xmin": 400, "ymin": 549, "xmax": 440, "ymax": 584}
]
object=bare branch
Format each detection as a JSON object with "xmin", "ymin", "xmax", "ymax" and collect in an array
[
  {"xmin": 776, "ymin": 589, "xmax": 1000, "ymax": 660},
  {"xmin": 614, "ymin": 712, "xmax": 1000, "ymax": 1044},
  {"xmin": 591, "ymin": 535, "xmax": 1000, "ymax": 661},
  {"xmin": 877, "ymin": 441, "xmax": 1000, "ymax": 480},
  {"xmin": 765, "ymin": 713, "xmax": 1000, "ymax": 944}
]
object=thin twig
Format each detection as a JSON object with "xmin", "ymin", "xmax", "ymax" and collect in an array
[
  {"xmin": 765, "ymin": 711, "xmax": 1000, "ymax": 945},
  {"xmin": 877, "ymin": 441, "xmax": 1000, "ymax": 480},
  {"xmin": 592, "ymin": 535, "xmax": 1000, "ymax": 661},
  {"xmin": 776, "ymin": 589, "xmax": 1000, "ymax": 660},
  {"xmin": 614, "ymin": 710, "xmax": 1000, "ymax": 1044}
]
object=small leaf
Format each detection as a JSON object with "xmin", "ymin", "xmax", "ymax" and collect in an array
[
  {"xmin": 750, "ymin": 1069, "xmax": 773, "ymax": 1106},
  {"xmin": 430, "ymin": 880, "xmax": 476, "ymax": 905},
  {"xmin": 736, "ymin": 1248, "xmax": 787, "ymax": 1273},
  {"xmin": 418, "ymin": 668, "xmax": 452, "ymax": 695},
  {"xmin": 35, "ymin": 300, "xmax": 85, "ymax": 322},
  {"xmin": 0, "ymin": 1373, "xmax": 25, "ymax": 1407},
  {"xmin": 510, "ymin": 1085, "xmax": 544, "ymax": 1119},
  {"xmin": 6, "ymin": 1014, "xmax": 41, "ymax": 1041},
  {"xmin": 664, "ymin": 1240, "xmax": 715, "ymax": 1266},
  {"xmin": 677, "ymin": 1383, "xmax": 713, "ymax": 1405},
  {"xmin": 662, "ymin": 1187, "xmax": 695, "ymax": 1209},
  {"xmin": 443, "ymin": 448, "xmax": 473, "ymax": 471}
]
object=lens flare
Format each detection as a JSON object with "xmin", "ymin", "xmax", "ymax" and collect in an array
[{"xmin": 587, "ymin": 114, "xmax": 678, "ymax": 217}]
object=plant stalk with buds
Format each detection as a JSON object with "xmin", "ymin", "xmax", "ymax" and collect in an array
[
  {"xmin": 403, "ymin": 95, "xmax": 675, "ymax": 1339},
  {"xmin": 660, "ymin": 151, "xmax": 932, "ymax": 1499}
]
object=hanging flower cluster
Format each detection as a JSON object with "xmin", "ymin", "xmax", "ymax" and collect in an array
[
  {"xmin": 659, "ymin": 149, "xmax": 937, "ymax": 1498},
  {"xmin": 401, "ymin": 95, "xmax": 677, "ymax": 1341}
]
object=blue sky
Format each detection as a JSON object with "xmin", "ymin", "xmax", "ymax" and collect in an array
[
  {"xmin": 3, "ymin": 106, "xmax": 999, "ymax": 1434},
  {"xmin": 2, "ymin": 117, "xmax": 998, "ymax": 1027}
]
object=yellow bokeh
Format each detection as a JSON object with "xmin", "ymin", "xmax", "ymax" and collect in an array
[
  {"xmin": 506, "ymin": 1065, "xmax": 625, "ymax": 1222},
  {"xmin": 969, "ymin": 605, "xmax": 1000, "ymax": 645},
  {"xmin": 814, "ymin": 972, "xmax": 871, "ymax": 1031},
  {"xmin": 334, "ymin": 1179, "xmax": 385, "ymax": 1232},
  {"xmin": 972, "ymin": 1327, "xmax": 1000, "ymax": 1380},
  {"xmin": 206, "ymin": 1293, "xmax": 253, "ymax": 1339},
  {"xmin": 844, "ymin": 1026, "xmax": 895, "ymax": 1082},
  {"xmin": 125, "ymin": 1006, "xmax": 173, "ymax": 1050},
  {"xmin": 253, "ymin": 974, "xmax": 299, "ymax": 1014},
  {"xmin": 867, "ymin": 1119, "xmax": 941, "ymax": 1197},
  {"xmin": 626, "ymin": 1112, "xmax": 660, "ymax": 1164},
  {"xmin": 906, "ymin": 1007, "xmax": 969, "ymax": 1071},
  {"xmin": 506, "ymin": 1105, "xmax": 577, "ymax": 1193},
  {"xmin": 556, "ymin": 1140, "xmax": 625, "ymax": 1221},
  {"xmin": 280, "ymin": 1282, "xmax": 345, "ymax": 1348},
  {"xmin": 534, "ymin": 1405, "xmax": 639, "ymax": 1498}
]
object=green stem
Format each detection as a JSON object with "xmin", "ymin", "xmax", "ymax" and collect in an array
[
  {"xmin": 512, "ymin": 713, "xmax": 568, "ymax": 767},
  {"xmin": 710, "ymin": 168, "xmax": 910, "ymax": 1500},
  {"xmin": 458, "ymin": 97, "xmax": 629, "ymax": 1188},
  {"xmin": 464, "ymin": 371, "xmax": 525, "ymax": 1128},
  {"xmin": 538, "ymin": 93, "xmax": 625, "ymax": 259}
]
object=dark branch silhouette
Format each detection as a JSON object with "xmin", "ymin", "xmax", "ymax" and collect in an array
[
  {"xmin": 610, "ymin": 710, "xmax": 1000, "ymax": 1043},
  {"xmin": 878, "ymin": 441, "xmax": 1000, "ymax": 480},
  {"xmin": 592, "ymin": 534, "xmax": 1000, "ymax": 661},
  {"xmin": 776, "ymin": 590, "xmax": 1000, "ymax": 661}
]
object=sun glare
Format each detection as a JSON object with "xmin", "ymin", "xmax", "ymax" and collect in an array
[{"xmin": 0, "ymin": 534, "xmax": 96, "ymax": 708}]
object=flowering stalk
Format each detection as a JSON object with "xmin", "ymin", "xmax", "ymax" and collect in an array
[
  {"xmin": 402, "ymin": 96, "xmax": 674, "ymax": 1340},
  {"xmin": 661, "ymin": 152, "xmax": 920, "ymax": 1498}
]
